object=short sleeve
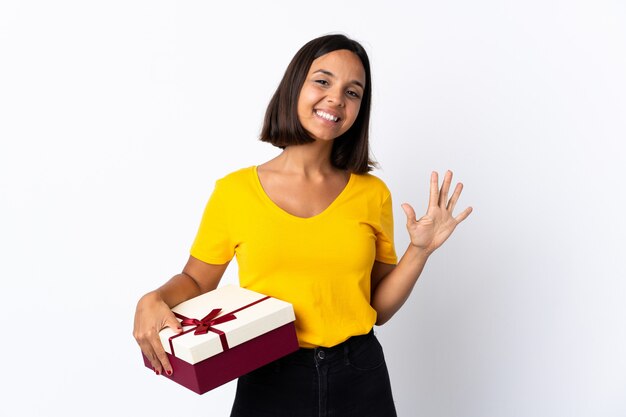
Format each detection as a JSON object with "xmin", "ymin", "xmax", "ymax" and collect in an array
[
  {"xmin": 190, "ymin": 179, "xmax": 236, "ymax": 264},
  {"xmin": 375, "ymin": 192, "xmax": 398, "ymax": 264}
]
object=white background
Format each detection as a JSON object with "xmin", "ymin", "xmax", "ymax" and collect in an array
[{"xmin": 1, "ymin": 1, "xmax": 625, "ymax": 416}]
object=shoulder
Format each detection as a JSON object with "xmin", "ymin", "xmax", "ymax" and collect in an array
[
  {"xmin": 204, "ymin": 166, "xmax": 257, "ymax": 203},
  {"xmin": 213, "ymin": 166, "xmax": 256, "ymax": 189},
  {"xmin": 217, "ymin": 166, "xmax": 255, "ymax": 183},
  {"xmin": 351, "ymin": 172, "xmax": 392, "ymax": 197},
  {"xmin": 348, "ymin": 172, "xmax": 393, "ymax": 208}
]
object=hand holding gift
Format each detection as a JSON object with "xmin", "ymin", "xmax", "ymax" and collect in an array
[{"xmin": 133, "ymin": 292, "xmax": 182, "ymax": 376}]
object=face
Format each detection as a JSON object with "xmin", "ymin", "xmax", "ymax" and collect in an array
[{"xmin": 297, "ymin": 49, "xmax": 366, "ymax": 142}]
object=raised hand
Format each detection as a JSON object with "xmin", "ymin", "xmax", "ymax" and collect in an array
[{"xmin": 401, "ymin": 170, "xmax": 472, "ymax": 255}]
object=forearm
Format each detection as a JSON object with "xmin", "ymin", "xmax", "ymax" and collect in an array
[
  {"xmin": 372, "ymin": 244, "xmax": 430, "ymax": 325},
  {"xmin": 144, "ymin": 272, "xmax": 203, "ymax": 308},
  {"xmin": 141, "ymin": 256, "xmax": 228, "ymax": 307}
]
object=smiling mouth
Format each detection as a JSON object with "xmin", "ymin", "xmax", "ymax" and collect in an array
[{"xmin": 315, "ymin": 110, "xmax": 340, "ymax": 123}]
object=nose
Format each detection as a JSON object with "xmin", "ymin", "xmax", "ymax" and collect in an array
[{"xmin": 326, "ymin": 87, "xmax": 345, "ymax": 107}]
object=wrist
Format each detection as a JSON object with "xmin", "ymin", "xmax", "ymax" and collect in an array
[
  {"xmin": 406, "ymin": 244, "xmax": 432, "ymax": 260},
  {"xmin": 140, "ymin": 291, "xmax": 163, "ymax": 305}
]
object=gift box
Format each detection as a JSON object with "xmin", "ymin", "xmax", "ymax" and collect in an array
[{"xmin": 142, "ymin": 284, "xmax": 299, "ymax": 394}]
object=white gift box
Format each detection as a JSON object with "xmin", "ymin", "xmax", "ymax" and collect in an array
[
  {"xmin": 159, "ymin": 284, "xmax": 296, "ymax": 363},
  {"xmin": 142, "ymin": 284, "xmax": 299, "ymax": 394}
]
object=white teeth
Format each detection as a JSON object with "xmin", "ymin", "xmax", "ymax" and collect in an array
[{"xmin": 316, "ymin": 110, "xmax": 339, "ymax": 122}]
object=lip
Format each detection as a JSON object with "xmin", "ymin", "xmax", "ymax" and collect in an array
[{"xmin": 314, "ymin": 108, "xmax": 342, "ymax": 123}]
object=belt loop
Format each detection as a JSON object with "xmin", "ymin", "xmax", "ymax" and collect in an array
[{"xmin": 343, "ymin": 342, "xmax": 350, "ymax": 365}]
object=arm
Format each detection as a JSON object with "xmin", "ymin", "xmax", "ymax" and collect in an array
[
  {"xmin": 371, "ymin": 247, "xmax": 429, "ymax": 325},
  {"xmin": 133, "ymin": 255, "xmax": 229, "ymax": 376},
  {"xmin": 371, "ymin": 170, "xmax": 472, "ymax": 325}
]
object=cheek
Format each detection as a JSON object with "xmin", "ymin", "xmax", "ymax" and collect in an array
[
  {"xmin": 298, "ymin": 88, "xmax": 318, "ymax": 107},
  {"xmin": 297, "ymin": 90, "xmax": 315, "ymax": 117},
  {"xmin": 347, "ymin": 102, "xmax": 362, "ymax": 123}
]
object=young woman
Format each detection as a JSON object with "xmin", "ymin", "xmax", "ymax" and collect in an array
[{"xmin": 134, "ymin": 34, "xmax": 472, "ymax": 416}]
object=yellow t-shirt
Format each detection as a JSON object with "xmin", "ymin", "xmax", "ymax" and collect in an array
[{"xmin": 190, "ymin": 166, "xmax": 397, "ymax": 348}]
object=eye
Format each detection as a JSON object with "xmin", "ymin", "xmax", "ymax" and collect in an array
[
  {"xmin": 315, "ymin": 79, "xmax": 329, "ymax": 86},
  {"xmin": 346, "ymin": 90, "xmax": 361, "ymax": 99}
]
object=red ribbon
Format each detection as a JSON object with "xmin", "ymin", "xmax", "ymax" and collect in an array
[
  {"xmin": 178, "ymin": 309, "xmax": 238, "ymax": 335},
  {"xmin": 168, "ymin": 295, "xmax": 271, "ymax": 358}
]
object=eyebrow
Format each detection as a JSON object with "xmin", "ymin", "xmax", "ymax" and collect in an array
[{"xmin": 313, "ymin": 69, "xmax": 365, "ymax": 90}]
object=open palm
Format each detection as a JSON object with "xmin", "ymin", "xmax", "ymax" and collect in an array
[{"xmin": 401, "ymin": 171, "xmax": 472, "ymax": 255}]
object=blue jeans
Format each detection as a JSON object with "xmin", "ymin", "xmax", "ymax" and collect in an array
[{"xmin": 230, "ymin": 330, "xmax": 397, "ymax": 417}]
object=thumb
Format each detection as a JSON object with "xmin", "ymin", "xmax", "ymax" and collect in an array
[
  {"xmin": 164, "ymin": 313, "xmax": 183, "ymax": 333},
  {"xmin": 401, "ymin": 203, "xmax": 417, "ymax": 225}
]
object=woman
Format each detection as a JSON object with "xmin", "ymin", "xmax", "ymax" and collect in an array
[{"xmin": 134, "ymin": 34, "xmax": 472, "ymax": 416}]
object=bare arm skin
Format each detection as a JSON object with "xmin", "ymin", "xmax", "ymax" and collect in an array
[
  {"xmin": 371, "ymin": 170, "xmax": 473, "ymax": 325},
  {"xmin": 133, "ymin": 256, "xmax": 229, "ymax": 376}
]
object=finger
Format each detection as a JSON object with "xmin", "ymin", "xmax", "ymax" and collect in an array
[
  {"xmin": 164, "ymin": 312, "xmax": 183, "ymax": 334},
  {"xmin": 454, "ymin": 206, "xmax": 473, "ymax": 223},
  {"xmin": 157, "ymin": 315, "xmax": 183, "ymax": 375},
  {"xmin": 401, "ymin": 203, "xmax": 417, "ymax": 225},
  {"xmin": 438, "ymin": 170, "xmax": 453, "ymax": 207},
  {"xmin": 134, "ymin": 320, "xmax": 160, "ymax": 374},
  {"xmin": 149, "ymin": 333, "xmax": 171, "ymax": 376},
  {"xmin": 447, "ymin": 182, "xmax": 464, "ymax": 212},
  {"xmin": 428, "ymin": 171, "xmax": 439, "ymax": 208},
  {"xmin": 137, "ymin": 333, "xmax": 166, "ymax": 376},
  {"xmin": 137, "ymin": 338, "xmax": 158, "ymax": 372}
]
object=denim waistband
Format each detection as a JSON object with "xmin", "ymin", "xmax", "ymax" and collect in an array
[{"xmin": 286, "ymin": 329, "xmax": 375, "ymax": 365}]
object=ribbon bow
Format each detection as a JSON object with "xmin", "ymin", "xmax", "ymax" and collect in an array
[
  {"xmin": 179, "ymin": 309, "xmax": 237, "ymax": 335},
  {"xmin": 168, "ymin": 296, "xmax": 271, "ymax": 357}
]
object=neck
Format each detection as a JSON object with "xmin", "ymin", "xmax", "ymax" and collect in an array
[{"xmin": 274, "ymin": 141, "xmax": 336, "ymax": 176}]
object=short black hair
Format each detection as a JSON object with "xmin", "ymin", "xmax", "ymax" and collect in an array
[{"xmin": 260, "ymin": 34, "xmax": 376, "ymax": 174}]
